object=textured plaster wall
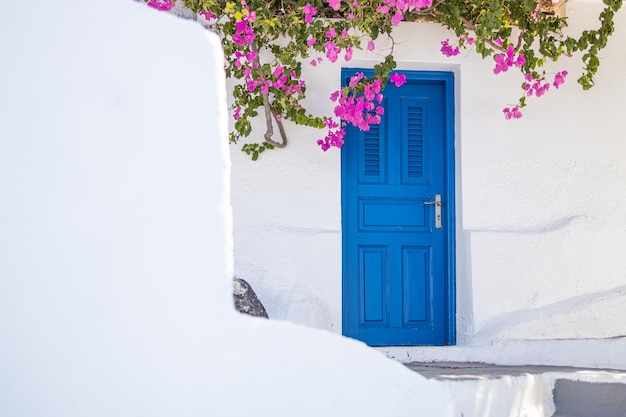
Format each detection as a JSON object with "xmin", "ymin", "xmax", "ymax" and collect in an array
[
  {"xmin": 231, "ymin": 0, "xmax": 626, "ymax": 364},
  {"xmin": 0, "ymin": 2, "xmax": 565, "ymax": 416}
]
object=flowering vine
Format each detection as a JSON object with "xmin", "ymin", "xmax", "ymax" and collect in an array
[{"xmin": 140, "ymin": 0, "xmax": 622, "ymax": 158}]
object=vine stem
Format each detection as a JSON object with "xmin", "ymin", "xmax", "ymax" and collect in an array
[
  {"xmin": 252, "ymin": 43, "xmax": 288, "ymax": 148},
  {"xmin": 262, "ymin": 93, "xmax": 288, "ymax": 148}
]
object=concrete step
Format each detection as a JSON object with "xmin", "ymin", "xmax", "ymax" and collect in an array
[
  {"xmin": 403, "ymin": 362, "xmax": 626, "ymax": 417},
  {"xmin": 379, "ymin": 339, "xmax": 626, "ymax": 370}
]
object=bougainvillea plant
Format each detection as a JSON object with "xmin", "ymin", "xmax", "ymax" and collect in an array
[{"xmin": 141, "ymin": 0, "xmax": 622, "ymax": 159}]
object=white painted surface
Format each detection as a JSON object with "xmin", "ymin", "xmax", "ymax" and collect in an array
[
  {"xmin": 382, "ymin": 338, "xmax": 626, "ymax": 369},
  {"xmin": 0, "ymin": 1, "xmax": 561, "ymax": 416},
  {"xmin": 0, "ymin": 0, "xmax": 232, "ymax": 415},
  {"xmin": 231, "ymin": 0, "xmax": 626, "ymax": 367}
]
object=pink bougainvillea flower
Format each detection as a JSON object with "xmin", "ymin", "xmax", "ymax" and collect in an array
[
  {"xmin": 317, "ymin": 140, "xmax": 330, "ymax": 151},
  {"xmin": 349, "ymin": 72, "xmax": 365, "ymax": 87},
  {"xmin": 328, "ymin": 0, "xmax": 341, "ymax": 11},
  {"xmin": 310, "ymin": 57, "xmax": 323, "ymax": 66},
  {"xmin": 303, "ymin": 3, "xmax": 317, "ymax": 23},
  {"xmin": 530, "ymin": 76, "xmax": 550, "ymax": 97},
  {"xmin": 523, "ymin": 74, "xmax": 550, "ymax": 97},
  {"xmin": 534, "ymin": 82, "xmax": 550, "ymax": 97},
  {"xmin": 532, "ymin": 3, "xmax": 541, "ymax": 22},
  {"xmin": 440, "ymin": 39, "xmax": 460, "ymax": 57},
  {"xmin": 493, "ymin": 54, "xmax": 508, "ymax": 74},
  {"xmin": 376, "ymin": 5, "xmax": 390, "ymax": 13},
  {"xmin": 460, "ymin": 34, "xmax": 475, "ymax": 45},
  {"xmin": 363, "ymin": 79, "xmax": 382, "ymax": 101},
  {"xmin": 391, "ymin": 10, "xmax": 404, "ymax": 25},
  {"xmin": 389, "ymin": 73, "xmax": 407, "ymax": 87},
  {"xmin": 344, "ymin": 47, "xmax": 353, "ymax": 61},
  {"xmin": 503, "ymin": 105, "xmax": 523, "ymax": 120},
  {"xmin": 303, "ymin": 3, "xmax": 317, "ymax": 15},
  {"xmin": 329, "ymin": 74, "xmax": 387, "ymax": 144},
  {"xmin": 553, "ymin": 70, "xmax": 568, "ymax": 88},
  {"xmin": 505, "ymin": 44, "xmax": 515, "ymax": 62},
  {"xmin": 324, "ymin": 118, "xmax": 339, "ymax": 129},
  {"xmin": 365, "ymin": 113, "xmax": 381, "ymax": 125},
  {"xmin": 233, "ymin": 20, "xmax": 255, "ymax": 46},
  {"xmin": 367, "ymin": 40, "xmax": 375, "ymax": 51},
  {"xmin": 147, "ymin": 0, "xmax": 174, "ymax": 11},
  {"xmin": 199, "ymin": 10, "xmax": 217, "ymax": 20},
  {"xmin": 413, "ymin": 0, "xmax": 432, "ymax": 7},
  {"xmin": 307, "ymin": 36, "xmax": 316, "ymax": 47},
  {"xmin": 272, "ymin": 65, "xmax": 284, "ymax": 78},
  {"xmin": 234, "ymin": 50, "xmax": 244, "ymax": 61},
  {"xmin": 324, "ymin": 41, "xmax": 340, "ymax": 63},
  {"xmin": 262, "ymin": 80, "xmax": 273, "ymax": 94},
  {"xmin": 317, "ymin": 126, "xmax": 346, "ymax": 151},
  {"xmin": 493, "ymin": 45, "xmax": 525, "ymax": 74}
]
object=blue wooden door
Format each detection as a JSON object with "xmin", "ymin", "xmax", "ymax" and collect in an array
[{"xmin": 341, "ymin": 70, "xmax": 455, "ymax": 346}]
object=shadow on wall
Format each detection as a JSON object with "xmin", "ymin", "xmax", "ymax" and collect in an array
[
  {"xmin": 472, "ymin": 284, "xmax": 626, "ymax": 344},
  {"xmin": 232, "ymin": 264, "xmax": 336, "ymax": 329}
]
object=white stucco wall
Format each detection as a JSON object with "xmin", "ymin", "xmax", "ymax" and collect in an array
[
  {"xmin": 3, "ymin": 1, "xmax": 553, "ymax": 416},
  {"xmin": 0, "ymin": 1, "xmax": 231, "ymax": 414},
  {"xmin": 231, "ymin": 0, "xmax": 626, "ymax": 366},
  {"xmin": 3, "ymin": 1, "xmax": 574, "ymax": 415}
]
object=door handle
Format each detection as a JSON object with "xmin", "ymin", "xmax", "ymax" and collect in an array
[{"xmin": 424, "ymin": 194, "xmax": 442, "ymax": 229}]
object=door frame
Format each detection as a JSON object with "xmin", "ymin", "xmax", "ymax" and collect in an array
[{"xmin": 340, "ymin": 69, "xmax": 457, "ymax": 345}]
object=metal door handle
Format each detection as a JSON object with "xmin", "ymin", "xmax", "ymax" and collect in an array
[{"xmin": 424, "ymin": 194, "xmax": 442, "ymax": 229}]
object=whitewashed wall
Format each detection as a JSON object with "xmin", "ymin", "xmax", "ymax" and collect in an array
[
  {"xmin": 231, "ymin": 0, "xmax": 626, "ymax": 366},
  {"xmin": 3, "ymin": 1, "xmax": 537, "ymax": 416},
  {"xmin": 4, "ymin": 1, "xmax": 572, "ymax": 415}
]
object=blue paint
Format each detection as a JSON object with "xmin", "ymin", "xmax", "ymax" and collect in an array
[{"xmin": 341, "ymin": 69, "xmax": 456, "ymax": 346}]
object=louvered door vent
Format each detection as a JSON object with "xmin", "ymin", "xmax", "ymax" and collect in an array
[
  {"xmin": 363, "ymin": 124, "xmax": 380, "ymax": 177},
  {"xmin": 407, "ymin": 107, "xmax": 423, "ymax": 178}
]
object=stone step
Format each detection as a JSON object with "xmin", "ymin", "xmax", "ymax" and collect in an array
[{"xmin": 403, "ymin": 362, "xmax": 626, "ymax": 417}]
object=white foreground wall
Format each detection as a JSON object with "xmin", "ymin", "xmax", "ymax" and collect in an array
[
  {"xmin": 231, "ymin": 0, "xmax": 626, "ymax": 367},
  {"xmin": 0, "ymin": 1, "xmax": 548, "ymax": 416}
]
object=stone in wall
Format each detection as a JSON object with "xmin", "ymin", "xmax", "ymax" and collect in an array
[{"xmin": 234, "ymin": 278, "xmax": 269, "ymax": 318}]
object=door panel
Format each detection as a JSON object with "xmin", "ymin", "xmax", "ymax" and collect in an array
[
  {"xmin": 342, "ymin": 70, "xmax": 455, "ymax": 346},
  {"xmin": 359, "ymin": 246, "xmax": 389, "ymax": 326},
  {"xmin": 402, "ymin": 246, "xmax": 430, "ymax": 324}
]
